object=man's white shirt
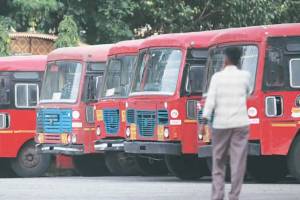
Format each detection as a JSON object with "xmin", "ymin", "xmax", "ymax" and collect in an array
[{"xmin": 202, "ymin": 65, "xmax": 251, "ymax": 129}]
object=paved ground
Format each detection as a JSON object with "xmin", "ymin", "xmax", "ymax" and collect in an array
[{"xmin": 0, "ymin": 176, "xmax": 299, "ymax": 200}]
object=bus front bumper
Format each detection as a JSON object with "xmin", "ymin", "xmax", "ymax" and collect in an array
[
  {"xmin": 36, "ymin": 143, "xmax": 84, "ymax": 156},
  {"xmin": 94, "ymin": 139, "xmax": 125, "ymax": 152},
  {"xmin": 124, "ymin": 141, "xmax": 181, "ymax": 155},
  {"xmin": 198, "ymin": 142, "xmax": 261, "ymax": 158}
]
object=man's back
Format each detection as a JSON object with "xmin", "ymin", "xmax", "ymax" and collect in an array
[{"xmin": 204, "ymin": 65, "xmax": 250, "ymax": 129}]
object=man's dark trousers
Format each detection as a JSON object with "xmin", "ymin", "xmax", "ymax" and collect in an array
[{"xmin": 211, "ymin": 126, "xmax": 249, "ymax": 200}]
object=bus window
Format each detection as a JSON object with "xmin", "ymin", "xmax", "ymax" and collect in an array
[
  {"xmin": 13, "ymin": 72, "xmax": 40, "ymax": 80},
  {"xmin": 290, "ymin": 59, "xmax": 300, "ymax": 88},
  {"xmin": 0, "ymin": 76, "xmax": 10, "ymax": 105},
  {"xmin": 15, "ymin": 83, "xmax": 39, "ymax": 108},
  {"xmin": 264, "ymin": 47, "xmax": 285, "ymax": 89},
  {"xmin": 206, "ymin": 45, "xmax": 258, "ymax": 93}
]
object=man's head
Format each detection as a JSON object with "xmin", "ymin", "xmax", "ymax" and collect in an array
[{"xmin": 224, "ymin": 47, "xmax": 242, "ymax": 67}]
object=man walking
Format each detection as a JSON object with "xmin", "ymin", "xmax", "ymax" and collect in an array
[{"xmin": 201, "ymin": 47, "xmax": 250, "ymax": 200}]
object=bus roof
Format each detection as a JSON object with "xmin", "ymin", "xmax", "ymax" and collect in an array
[
  {"xmin": 139, "ymin": 30, "xmax": 222, "ymax": 50},
  {"xmin": 47, "ymin": 44, "xmax": 113, "ymax": 62},
  {"xmin": 108, "ymin": 39, "xmax": 144, "ymax": 56},
  {"xmin": 211, "ymin": 23, "xmax": 300, "ymax": 45},
  {"xmin": 0, "ymin": 55, "xmax": 46, "ymax": 71}
]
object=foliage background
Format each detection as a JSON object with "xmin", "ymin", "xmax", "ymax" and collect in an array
[{"xmin": 0, "ymin": 0, "xmax": 300, "ymax": 45}]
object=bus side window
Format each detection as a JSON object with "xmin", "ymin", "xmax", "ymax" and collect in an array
[
  {"xmin": 0, "ymin": 76, "xmax": 10, "ymax": 105},
  {"xmin": 289, "ymin": 59, "xmax": 300, "ymax": 88},
  {"xmin": 263, "ymin": 48, "xmax": 285, "ymax": 89},
  {"xmin": 15, "ymin": 83, "xmax": 39, "ymax": 108}
]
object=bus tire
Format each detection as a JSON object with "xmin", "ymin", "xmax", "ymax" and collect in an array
[
  {"xmin": 288, "ymin": 136, "xmax": 300, "ymax": 182},
  {"xmin": 133, "ymin": 155, "xmax": 169, "ymax": 176},
  {"xmin": 247, "ymin": 156, "xmax": 287, "ymax": 183},
  {"xmin": 72, "ymin": 154, "xmax": 110, "ymax": 176},
  {"xmin": 105, "ymin": 152, "xmax": 142, "ymax": 176},
  {"xmin": 10, "ymin": 141, "xmax": 51, "ymax": 177},
  {"xmin": 165, "ymin": 155, "xmax": 209, "ymax": 180}
]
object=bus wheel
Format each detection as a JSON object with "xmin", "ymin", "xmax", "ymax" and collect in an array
[
  {"xmin": 105, "ymin": 152, "xmax": 142, "ymax": 176},
  {"xmin": 247, "ymin": 156, "xmax": 288, "ymax": 183},
  {"xmin": 10, "ymin": 141, "xmax": 51, "ymax": 177},
  {"xmin": 72, "ymin": 154, "xmax": 110, "ymax": 176},
  {"xmin": 134, "ymin": 155, "xmax": 169, "ymax": 176},
  {"xmin": 165, "ymin": 155, "xmax": 209, "ymax": 180},
  {"xmin": 288, "ymin": 136, "xmax": 300, "ymax": 182}
]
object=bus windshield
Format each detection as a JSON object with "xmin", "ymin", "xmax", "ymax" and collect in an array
[
  {"xmin": 130, "ymin": 48, "xmax": 182, "ymax": 96},
  {"xmin": 40, "ymin": 61, "xmax": 82, "ymax": 103},
  {"xmin": 101, "ymin": 55, "xmax": 136, "ymax": 98},
  {"xmin": 206, "ymin": 45, "xmax": 258, "ymax": 93}
]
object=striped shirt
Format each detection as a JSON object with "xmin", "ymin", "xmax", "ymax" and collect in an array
[{"xmin": 202, "ymin": 65, "xmax": 251, "ymax": 129}]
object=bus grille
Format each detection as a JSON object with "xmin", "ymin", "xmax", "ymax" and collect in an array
[
  {"xmin": 37, "ymin": 109, "xmax": 72, "ymax": 133},
  {"xmin": 126, "ymin": 109, "xmax": 135, "ymax": 124},
  {"xmin": 157, "ymin": 110, "xmax": 168, "ymax": 125},
  {"xmin": 103, "ymin": 109, "xmax": 120, "ymax": 134},
  {"xmin": 136, "ymin": 111, "xmax": 156, "ymax": 137}
]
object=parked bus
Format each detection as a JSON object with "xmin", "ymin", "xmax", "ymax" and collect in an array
[
  {"xmin": 0, "ymin": 55, "xmax": 51, "ymax": 177},
  {"xmin": 124, "ymin": 31, "xmax": 220, "ymax": 179},
  {"xmin": 36, "ymin": 45, "xmax": 112, "ymax": 176},
  {"xmin": 93, "ymin": 40, "xmax": 147, "ymax": 175},
  {"xmin": 197, "ymin": 23, "xmax": 300, "ymax": 182}
]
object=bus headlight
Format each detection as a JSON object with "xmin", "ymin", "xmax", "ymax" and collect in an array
[
  {"xmin": 37, "ymin": 134, "xmax": 44, "ymax": 143},
  {"xmin": 67, "ymin": 135, "xmax": 72, "ymax": 144},
  {"xmin": 163, "ymin": 128, "xmax": 169, "ymax": 138},
  {"xmin": 96, "ymin": 126, "xmax": 101, "ymax": 136},
  {"xmin": 198, "ymin": 133, "xmax": 203, "ymax": 140},
  {"xmin": 72, "ymin": 135, "xmax": 77, "ymax": 143},
  {"xmin": 126, "ymin": 127, "xmax": 131, "ymax": 137}
]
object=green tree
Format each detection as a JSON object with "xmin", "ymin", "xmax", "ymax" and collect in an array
[
  {"xmin": 8, "ymin": 0, "xmax": 61, "ymax": 32},
  {"xmin": 54, "ymin": 15, "xmax": 80, "ymax": 48},
  {"xmin": 0, "ymin": 0, "xmax": 300, "ymax": 44},
  {"xmin": 62, "ymin": 0, "xmax": 138, "ymax": 44},
  {"xmin": 0, "ymin": 19, "xmax": 10, "ymax": 56}
]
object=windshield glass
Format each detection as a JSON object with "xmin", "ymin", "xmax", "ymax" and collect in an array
[
  {"xmin": 101, "ymin": 55, "xmax": 136, "ymax": 98},
  {"xmin": 206, "ymin": 45, "xmax": 258, "ymax": 93},
  {"xmin": 131, "ymin": 48, "xmax": 182, "ymax": 96},
  {"xmin": 40, "ymin": 61, "xmax": 82, "ymax": 103}
]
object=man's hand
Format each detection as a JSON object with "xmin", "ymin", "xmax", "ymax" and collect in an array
[{"xmin": 198, "ymin": 117, "xmax": 210, "ymax": 142}]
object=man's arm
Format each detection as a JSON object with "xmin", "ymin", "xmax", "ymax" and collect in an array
[{"xmin": 202, "ymin": 74, "xmax": 218, "ymax": 123}]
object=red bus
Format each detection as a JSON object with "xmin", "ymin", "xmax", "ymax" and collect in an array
[
  {"xmin": 0, "ymin": 55, "xmax": 51, "ymax": 177},
  {"xmin": 36, "ymin": 45, "xmax": 112, "ymax": 176},
  {"xmin": 124, "ymin": 31, "xmax": 220, "ymax": 179},
  {"xmin": 93, "ymin": 40, "xmax": 147, "ymax": 175},
  {"xmin": 197, "ymin": 23, "xmax": 300, "ymax": 182}
]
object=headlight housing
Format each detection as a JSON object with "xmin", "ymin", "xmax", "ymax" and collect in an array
[
  {"xmin": 96, "ymin": 126, "xmax": 101, "ymax": 136},
  {"xmin": 126, "ymin": 127, "xmax": 131, "ymax": 137},
  {"xmin": 163, "ymin": 128, "xmax": 169, "ymax": 138},
  {"xmin": 67, "ymin": 134, "xmax": 72, "ymax": 144},
  {"xmin": 72, "ymin": 135, "xmax": 77, "ymax": 143}
]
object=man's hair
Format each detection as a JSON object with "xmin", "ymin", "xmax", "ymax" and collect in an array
[{"xmin": 224, "ymin": 47, "xmax": 242, "ymax": 66}]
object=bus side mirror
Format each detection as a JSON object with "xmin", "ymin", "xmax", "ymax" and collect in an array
[
  {"xmin": 186, "ymin": 65, "xmax": 205, "ymax": 95},
  {"xmin": 265, "ymin": 96, "xmax": 283, "ymax": 117},
  {"xmin": 86, "ymin": 106, "xmax": 94, "ymax": 123}
]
